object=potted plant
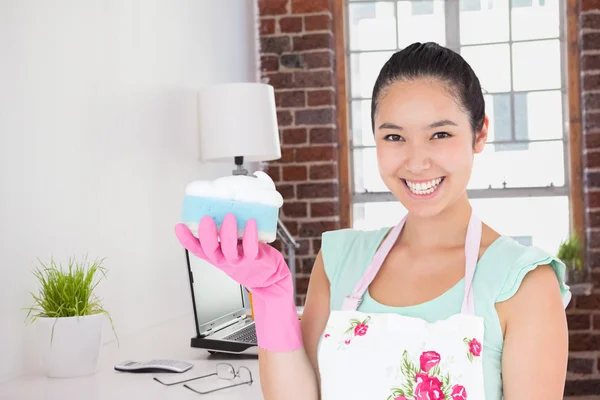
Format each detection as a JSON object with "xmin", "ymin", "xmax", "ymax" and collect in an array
[
  {"xmin": 24, "ymin": 256, "xmax": 117, "ymax": 378},
  {"xmin": 557, "ymin": 235, "xmax": 586, "ymax": 285}
]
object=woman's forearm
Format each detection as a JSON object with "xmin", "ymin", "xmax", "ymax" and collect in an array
[{"xmin": 258, "ymin": 347, "xmax": 319, "ymax": 400}]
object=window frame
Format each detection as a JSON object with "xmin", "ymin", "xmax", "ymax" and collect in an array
[{"xmin": 333, "ymin": 0, "xmax": 584, "ymax": 254}]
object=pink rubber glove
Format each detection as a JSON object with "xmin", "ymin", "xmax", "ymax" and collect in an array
[{"xmin": 174, "ymin": 213, "xmax": 303, "ymax": 352}]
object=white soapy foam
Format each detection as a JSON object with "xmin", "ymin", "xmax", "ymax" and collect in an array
[{"xmin": 184, "ymin": 170, "xmax": 283, "ymax": 207}]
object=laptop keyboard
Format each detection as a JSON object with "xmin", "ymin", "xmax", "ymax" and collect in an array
[{"xmin": 223, "ymin": 324, "xmax": 257, "ymax": 344}]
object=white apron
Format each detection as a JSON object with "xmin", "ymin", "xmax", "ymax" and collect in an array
[{"xmin": 317, "ymin": 213, "xmax": 486, "ymax": 400}]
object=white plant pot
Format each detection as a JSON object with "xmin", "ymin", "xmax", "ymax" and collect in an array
[{"xmin": 36, "ymin": 313, "xmax": 104, "ymax": 378}]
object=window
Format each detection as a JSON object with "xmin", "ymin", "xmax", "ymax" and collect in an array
[
  {"xmin": 411, "ymin": 0, "xmax": 434, "ymax": 15},
  {"xmin": 461, "ymin": 0, "xmax": 482, "ymax": 12},
  {"xmin": 460, "ymin": 0, "xmax": 495, "ymax": 12},
  {"xmin": 346, "ymin": 0, "xmax": 569, "ymax": 254},
  {"xmin": 512, "ymin": 0, "xmax": 533, "ymax": 7}
]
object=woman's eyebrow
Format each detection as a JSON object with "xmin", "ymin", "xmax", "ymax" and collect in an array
[
  {"xmin": 428, "ymin": 119, "xmax": 458, "ymax": 129},
  {"xmin": 378, "ymin": 119, "xmax": 458, "ymax": 130},
  {"xmin": 378, "ymin": 122, "xmax": 402, "ymax": 130}
]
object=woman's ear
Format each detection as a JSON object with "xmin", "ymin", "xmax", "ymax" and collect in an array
[{"xmin": 473, "ymin": 115, "xmax": 489, "ymax": 154}]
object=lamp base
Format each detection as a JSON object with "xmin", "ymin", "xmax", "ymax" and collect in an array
[
  {"xmin": 232, "ymin": 165, "xmax": 249, "ymax": 176},
  {"xmin": 232, "ymin": 156, "xmax": 249, "ymax": 176}
]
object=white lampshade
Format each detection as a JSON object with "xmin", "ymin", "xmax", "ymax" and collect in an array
[{"xmin": 197, "ymin": 82, "xmax": 281, "ymax": 163}]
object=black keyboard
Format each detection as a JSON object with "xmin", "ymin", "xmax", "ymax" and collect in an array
[{"xmin": 223, "ymin": 324, "xmax": 257, "ymax": 344}]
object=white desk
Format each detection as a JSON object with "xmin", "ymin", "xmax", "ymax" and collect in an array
[{"xmin": 0, "ymin": 315, "xmax": 263, "ymax": 400}]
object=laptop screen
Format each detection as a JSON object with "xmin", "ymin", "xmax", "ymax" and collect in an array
[{"xmin": 186, "ymin": 251, "xmax": 246, "ymax": 330}]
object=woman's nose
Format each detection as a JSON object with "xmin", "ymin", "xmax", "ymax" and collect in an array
[{"xmin": 404, "ymin": 147, "xmax": 432, "ymax": 174}]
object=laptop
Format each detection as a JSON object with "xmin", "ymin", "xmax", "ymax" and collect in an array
[{"xmin": 184, "ymin": 249, "xmax": 258, "ymax": 354}]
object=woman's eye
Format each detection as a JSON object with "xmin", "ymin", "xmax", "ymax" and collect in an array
[
  {"xmin": 384, "ymin": 134, "xmax": 404, "ymax": 142},
  {"xmin": 432, "ymin": 132, "xmax": 451, "ymax": 139}
]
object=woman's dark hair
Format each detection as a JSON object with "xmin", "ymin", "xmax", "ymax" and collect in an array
[{"xmin": 370, "ymin": 42, "xmax": 485, "ymax": 139}]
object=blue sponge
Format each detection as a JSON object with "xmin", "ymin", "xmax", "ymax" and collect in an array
[{"xmin": 180, "ymin": 171, "xmax": 283, "ymax": 243}]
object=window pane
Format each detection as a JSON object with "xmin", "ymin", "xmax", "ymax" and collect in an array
[
  {"xmin": 350, "ymin": 51, "xmax": 394, "ymax": 98},
  {"xmin": 514, "ymin": 90, "xmax": 563, "ymax": 140},
  {"xmin": 469, "ymin": 141, "xmax": 565, "ymax": 189},
  {"xmin": 352, "ymin": 148, "xmax": 387, "ymax": 193},
  {"xmin": 461, "ymin": 44, "xmax": 511, "ymax": 93},
  {"xmin": 511, "ymin": 0, "xmax": 559, "ymax": 40},
  {"xmin": 512, "ymin": 40, "xmax": 561, "ymax": 91},
  {"xmin": 351, "ymin": 100, "xmax": 375, "ymax": 147},
  {"xmin": 353, "ymin": 201, "xmax": 407, "ymax": 231},
  {"xmin": 460, "ymin": 0, "xmax": 509, "ymax": 45},
  {"xmin": 485, "ymin": 94, "xmax": 512, "ymax": 143},
  {"xmin": 411, "ymin": 0, "xmax": 434, "ymax": 15},
  {"xmin": 352, "ymin": 196, "xmax": 570, "ymax": 256},
  {"xmin": 397, "ymin": 1, "xmax": 446, "ymax": 48},
  {"xmin": 460, "ymin": 0, "xmax": 483, "ymax": 12},
  {"xmin": 349, "ymin": 2, "xmax": 397, "ymax": 51},
  {"xmin": 471, "ymin": 196, "xmax": 569, "ymax": 255}
]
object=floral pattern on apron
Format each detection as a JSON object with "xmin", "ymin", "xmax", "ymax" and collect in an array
[{"xmin": 317, "ymin": 212, "xmax": 486, "ymax": 400}]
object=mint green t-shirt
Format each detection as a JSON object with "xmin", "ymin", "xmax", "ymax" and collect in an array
[{"xmin": 320, "ymin": 227, "xmax": 571, "ymax": 400}]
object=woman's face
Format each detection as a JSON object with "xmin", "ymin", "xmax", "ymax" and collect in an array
[{"xmin": 373, "ymin": 78, "xmax": 488, "ymax": 218}]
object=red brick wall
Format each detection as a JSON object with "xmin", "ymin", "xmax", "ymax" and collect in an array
[
  {"xmin": 258, "ymin": 0, "xmax": 341, "ymax": 305},
  {"xmin": 566, "ymin": 0, "xmax": 600, "ymax": 397}
]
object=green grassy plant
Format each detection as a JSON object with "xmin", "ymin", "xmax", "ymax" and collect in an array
[
  {"xmin": 557, "ymin": 235, "xmax": 583, "ymax": 271},
  {"xmin": 24, "ymin": 255, "xmax": 118, "ymax": 344}
]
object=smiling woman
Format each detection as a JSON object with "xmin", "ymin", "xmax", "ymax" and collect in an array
[
  {"xmin": 172, "ymin": 38, "xmax": 571, "ymax": 400},
  {"xmin": 347, "ymin": 0, "xmax": 574, "ymax": 256},
  {"xmin": 300, "ymin": 41, "xmax": 570, "ymax": 400},
  {"xmin": 367, "ymin": 44, "xmax": 488, "ymax": 219}
]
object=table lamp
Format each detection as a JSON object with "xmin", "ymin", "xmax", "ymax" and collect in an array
[
  {"xmin": 193, "ymin": 81, "xmax": 299, "ymax": 302},
  {"xmin": 196, "ymin": 82, "xmax": 281, "ymax": 175}
]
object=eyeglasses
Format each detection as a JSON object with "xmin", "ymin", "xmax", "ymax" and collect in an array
[{"xmin": 153, "ymin": 362, "xmax": 253, "ymax": 395}]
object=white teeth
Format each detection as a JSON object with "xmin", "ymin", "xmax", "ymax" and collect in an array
[{"xmin": 405, "ymin": 178, "xmax": 443, "ymax": 195}]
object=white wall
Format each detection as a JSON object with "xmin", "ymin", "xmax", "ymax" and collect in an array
[{"xmin": 0, "ymin": 0, "xmax": 259, "ymax": 382}]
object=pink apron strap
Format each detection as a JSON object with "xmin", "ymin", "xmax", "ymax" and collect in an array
[
  {"xmin": 341, "ymin": 215, "xmax": 407, "ymax": 311},
  {"xmin": 460, "ymin": 212, "xmax": 482, "ymax": 316}
]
